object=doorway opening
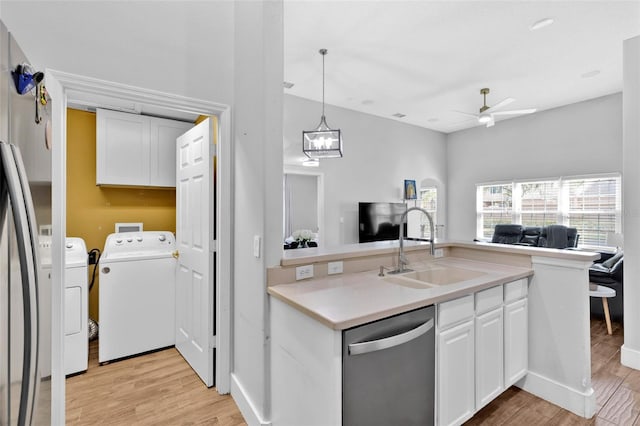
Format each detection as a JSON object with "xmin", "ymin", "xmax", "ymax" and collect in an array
[
  {"xmin": 46, "ymin": 70, "xmax": 232, "ymax": 423},
  {"xmin": 283, "ymin": 167, "xmax": 324, "ymax": 249}
]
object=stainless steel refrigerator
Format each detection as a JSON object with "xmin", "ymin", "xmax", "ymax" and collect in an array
[{"xmin": 0, "ymin": 20, "xmax": 52, "ymax": 425}]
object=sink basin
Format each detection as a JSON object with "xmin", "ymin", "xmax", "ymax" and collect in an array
[
  {"xmin": 382, "ymin": 275, "xmax": 438, "ymax": 289},
  {"xmin": 402, "ymin": 266, "xmax": 486, "ymax": 285},
  {"xmin": 382, "ymin": 265, "xmax": 487, "ymax": 289}
]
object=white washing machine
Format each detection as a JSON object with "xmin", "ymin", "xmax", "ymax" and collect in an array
[
  {"xmin": 65, "ymin": 237, "xmax": 89, "ymax": 375},
  {"xmin": 99, "ymin": 231, "xmax": 176, "ymax": 363}
]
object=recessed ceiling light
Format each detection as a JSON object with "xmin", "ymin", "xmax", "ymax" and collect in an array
[
  {"xmin": 283, "ymin": 81, "xmax": 294, "ymax": 89},
  {"xmin": 302, "ymin": 158, "xmax": 319, "ymax": 167},
  {"xmin": 362, "ymin": 99, "xmax": 374, "ymax": 105},
  {"xmin": 392, "ymin": 113, "xmax": 406, "ymax": 118},
  {"xmin": 530, "ymin": 18, "xmax": 554, "ymax": 31},
  {"xmin": 427, "ymin": 118, "xmax": 439, "ymax": 123},
  {"xmin": 581, "ymin": 70, "xmax": 601, "ymax": 79}
]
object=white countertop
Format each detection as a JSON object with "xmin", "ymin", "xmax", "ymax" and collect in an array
[{"xmin": 268, "ymin": 257, "xmax": 534, "ymax": 330}]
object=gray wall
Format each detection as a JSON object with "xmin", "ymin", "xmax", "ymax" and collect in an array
[
  {"xmin": 284, "ymin": 94, "xmax": 448, "ymax": 246},
  {"xmin": 446, "ymin": 93, "xmax": 623, "ymax": 240}
]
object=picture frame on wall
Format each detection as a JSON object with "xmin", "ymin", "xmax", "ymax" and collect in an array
[{"xmin": 404, "ymin": 179, "xmax": 417, "ymax": 200}]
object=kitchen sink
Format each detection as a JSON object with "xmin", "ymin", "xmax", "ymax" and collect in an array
[
  {"xmin": 383, "ymin": 265, "xmax": 487, "ymax": 289},
  {"xmin": 402, "ymin": 267, "xmax": 486, "ymax": 285}
]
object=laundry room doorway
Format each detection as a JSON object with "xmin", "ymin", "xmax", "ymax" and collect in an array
[{"xmin": 46, "ymin": 70, "xmax": 232, "ymax": 423}]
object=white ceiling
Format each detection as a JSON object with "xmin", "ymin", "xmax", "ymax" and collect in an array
[
  {"xmin": 2, "ymin": 1, "xmax": 638, "ymax": 133},
  {"xmin": 284, "ymin": 1, "xmax": 640, "ymax": 133}
]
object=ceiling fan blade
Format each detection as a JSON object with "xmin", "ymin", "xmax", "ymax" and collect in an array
[
  {"xmin": 485, "ymin": 97, "xmax": 514, "ymax": 113},
  {"xmin": 491, "ymin": 108, "xmax": 537, "ymax": 116},
  {"xmin": 452, "ymin": 110, "xmax": 479, "ymax": 118}
]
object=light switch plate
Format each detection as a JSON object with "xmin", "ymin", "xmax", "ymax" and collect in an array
[
  {"xmin": 253, "ymin": 235, "xmax": 261, "ymax": 258},
  {"xmin": 434, "ymin": 248, "xmax": 444, "ymax": 258},
  {"xmin": 328, "ymin": 261, "xmax": 343, "ymax": 275},
  {"xmin": 296, "ymin": 265, "xmax": 314, "ymax": 280}
]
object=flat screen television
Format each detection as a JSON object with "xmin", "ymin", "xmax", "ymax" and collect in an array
[{"xmin": 358, "ymin": 202, "xmax": 407, "ymax": 243}]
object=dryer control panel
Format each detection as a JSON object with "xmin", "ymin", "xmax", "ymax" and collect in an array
[{"xmin": 102, "ymin": 231, "xmax": 175, "ymax": 257}]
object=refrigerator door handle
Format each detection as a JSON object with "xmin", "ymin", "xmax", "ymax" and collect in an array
[
  {"xmin": 0, "ymin": 142, "xmax": 39, "ymax": 425},
  {"xmin": 11, "ymin": 143, "xmax": 41, "ymax": 424},
  {"xmin": 348, "ymin": 318, "xmax": 434, "ymax": 356}
]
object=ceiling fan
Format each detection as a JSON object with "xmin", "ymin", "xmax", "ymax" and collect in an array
[{"xmin": 455, "ymin": 88, "xmax": 537, "ymax": 127}]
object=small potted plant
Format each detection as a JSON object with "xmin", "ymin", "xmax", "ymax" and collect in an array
[{"xmin": 292, "ymin": 229, "xmax": 313, "ymax": 248}]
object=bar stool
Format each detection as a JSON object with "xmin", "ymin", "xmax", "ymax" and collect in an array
[{"xmin": 589, "ymin": 283, "xmax": 616, "ymax": 335}]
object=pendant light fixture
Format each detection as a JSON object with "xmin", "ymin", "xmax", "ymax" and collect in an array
[{"xmin": 303, "ymin": 49, "xmax": 343, "ymax": 158}]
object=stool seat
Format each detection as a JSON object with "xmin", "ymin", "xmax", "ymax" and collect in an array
[
  {"xmin": 589, "ymin": 283, "xmax": 616, "ymax": 335},
  {"xmin": 589, "ymin": 284, "xmax": 616, "ymax": 298}
]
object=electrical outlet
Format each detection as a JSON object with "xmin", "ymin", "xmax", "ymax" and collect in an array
[
  {"xmin": 328, "ymin": 261, "xmax": 343, "ymax": 275},
  {"xmin": 433, "ymin": 248, "xmax": 444, "ymax": 258},
  {"xmin": 88, "ymin": 251, "xmax": 98, "ymax": 265},
  {"xmin": 296, "ymin": 265, "xmax": 314, "ymax": 280}
]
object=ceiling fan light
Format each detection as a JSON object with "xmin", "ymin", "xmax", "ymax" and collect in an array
[
  {"xmin": 478, "ymin": 113, "xmax": 492, "ymax": 124},
  {"xmin": 530, "ymin": 17, "xmax": 554, "ymax": 31}
]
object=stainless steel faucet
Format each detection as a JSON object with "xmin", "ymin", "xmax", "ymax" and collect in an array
[{"xmin": 391, "ymin": 207, "xmax": 435, "ymax": 274}]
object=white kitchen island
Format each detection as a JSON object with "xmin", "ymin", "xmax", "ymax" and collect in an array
[{"xmin": 267, "ymin": 241, "xmax": 598, "ymax": 425}]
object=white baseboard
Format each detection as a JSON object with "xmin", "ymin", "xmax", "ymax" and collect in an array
[
  {"xmin": 621, "ymin": 344, "xmax": 640, "ymax": 370},
  {"xmin": 517, "ymin": 371, "xmax": 595, "ymax": 418},
  {"xmin": 230, "ymin": 373, "xmax": 272, "ymax": 426}
]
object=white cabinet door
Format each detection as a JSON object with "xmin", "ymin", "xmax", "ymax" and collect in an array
[
  {"xmin": 504, "ymin": 298, "xmax": 528, "ymax": 386},
  {"xmin": 438, "ymin": 320, "xmax": 475, "ymax": 426},
  {"xmin": 149, "ymin": 117, "xmax": 192, "ymax": 187},
  {"xmin": 96, "ymin": 108, "xmax": 149, "ymax": 186},
  {"xmin": 475, "ymin": 307, "xmax": 504, "ymax": 410}
]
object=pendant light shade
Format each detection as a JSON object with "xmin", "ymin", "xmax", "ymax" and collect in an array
[{"xmin": 303, "ymin": 49, "xmax": 343, "ymax": 158}]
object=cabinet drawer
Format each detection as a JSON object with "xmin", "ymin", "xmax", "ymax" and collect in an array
[
  {"xmin": 476, "ymin": 285, "xmax": 503, "ymax": 315},
  {"xmin": 504, "ymin": 278, "xmax": 528, "ymax": 303},
  {"xmin": 438, "ymin": 294, "xmax": 474, "ymax": 329}
]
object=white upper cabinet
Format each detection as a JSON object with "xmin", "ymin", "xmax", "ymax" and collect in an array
[{"xmin": 96, "ymin": 108, "xmax": 192, "ymax": 187}]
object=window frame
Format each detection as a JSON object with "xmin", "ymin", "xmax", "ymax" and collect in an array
[
  {"xmin": 419, "ymin": 186, "xmax": 438, "ymax": 238},
  {"xmin": 476, "ymin": 173, "xmax": 622, "ymax": 247}
]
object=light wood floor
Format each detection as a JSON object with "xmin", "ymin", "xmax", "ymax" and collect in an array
[
  {"xmin": 67, "ymin": 319, "xmax": 629, "ymax": 425},
  {"xmin": 65, "ymin": 340, "xmax": 247, "ymax": 425},
  {"xmin": 466, "ymin": 318, "xmax": 631, "ymax": 425}
]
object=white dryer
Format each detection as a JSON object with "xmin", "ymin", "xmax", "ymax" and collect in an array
[
  {"xmin": 64, "ymin": 237, "xmax": 89, "ymax": 375},
  {"xmin": 99, "ymin": 231, "xmax": 176, "ymax": 363}
]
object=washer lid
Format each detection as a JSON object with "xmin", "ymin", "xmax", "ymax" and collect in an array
[{"xmin": 66, "ymin": 237, "xmax": 88, "ymax": 267}]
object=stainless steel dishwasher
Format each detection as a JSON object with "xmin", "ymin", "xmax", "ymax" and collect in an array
[{"xmin": 343, "ymin": 305, "xmax": 435, "ymax": 425}]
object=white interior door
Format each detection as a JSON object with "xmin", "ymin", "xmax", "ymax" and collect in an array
[{"xmin": 175, "ymin": 118, "xmax": 214, "ymax": 387}]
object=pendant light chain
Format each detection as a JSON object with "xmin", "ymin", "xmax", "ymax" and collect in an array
[{"xmin": 320, "ymin": 48, "xmax": 327, "ymax": 118}]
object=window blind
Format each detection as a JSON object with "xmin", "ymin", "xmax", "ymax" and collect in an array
[
  {"xmin": 518, "ymin": 181, "xmax": 560, "ymax": 227},
  {"xmin": 476, "ymin": 174, "xmax": 621, "ymax": 247},
  {"xmin": 565, "ymin": 176, "xmax": 621, "ymax": 246}
]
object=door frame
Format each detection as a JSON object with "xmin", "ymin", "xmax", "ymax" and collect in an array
[
  {"xmin": 45, "ymin": 69, "xmax": 232, "ymax": 425},
  {"xmin": 283, "ymin": 166, "xmax": 325, "ymax": 246}
]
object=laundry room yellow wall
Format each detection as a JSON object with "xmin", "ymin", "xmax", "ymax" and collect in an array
[{"xmin": 66, "ymin": 109, "xmax": 180, "ymax": 321}]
